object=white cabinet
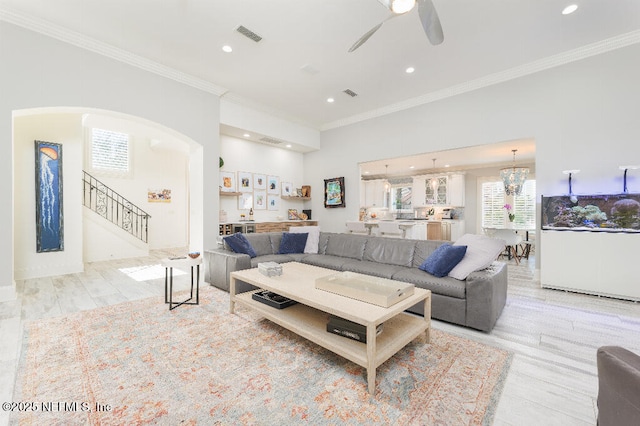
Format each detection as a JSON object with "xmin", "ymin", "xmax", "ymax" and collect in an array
[
  {"xmin": 413, "ymin": 173, "xmax": 465, "ymax": 207},
  {"xmin": 447, "ymin": 174, "xmax": 465, "ymax": 207},
  {"xmin": 412, "ymin": 177, "xmax": 427, "ymax": 207},
  {"xmin": 449, "ymin": 220, "xmax": 465, "ymax": 241},
  {"xmin": 362, "ymin": 179, "xmax": 388, "ymax": 208}
]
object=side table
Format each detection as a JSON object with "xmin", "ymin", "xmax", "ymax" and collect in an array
[{"xmin": 161, "ymin": 256, "xmax": 202, "ymax": 310}]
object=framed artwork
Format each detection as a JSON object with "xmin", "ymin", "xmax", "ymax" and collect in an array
[
  {"xmin": 324, "ymin": 176, "xmax": 345, "ymax": 208},
  {"xmin": 288, "ymin": 209, "xmax": 298, "ymax": 220},
  {"xmin": 148, "ymin": 189, "xmax": 171, "ymax": 203},
  {"xmin": 282, "ymin": 181, "xmax": 293, "ymax": 197},
  {"xmin": 220, "ymin": 171, "xmax": 236, "ymax": 192},
  {"xmin": 268, "ymin": 195, "xmax": 279, "ymax": 211},
  {"xmin": 254, "ymin": 190, "xmax": 267, "ymax": 210},
  {"xmin": 35, "ymin": 140, "xmax": 64, "ymax": 252},
  {"xmin": 238, "ymin": 193, "xmax": 253, "ymax": 210},
  {"xmin": 253, "ymin": 173, "xmax": 266, "ymax": 190},
  {"xmin": 238, "ymin": 171, "xmax": 253, "ymax": 192},
  {"xmin": 267, "ymin": 175, "xmax": 279, "ymax": 194}
]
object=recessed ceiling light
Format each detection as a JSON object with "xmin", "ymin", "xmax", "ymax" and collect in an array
[
  {"xmin": 286, "ymin": 144, "xmax": 292, "ymax": 148},
  {"xmin": 364, "ymin": 171, "xmax": 370, "ymax": 174},
  {"xmin": 327, "ymin": 97, "xmax": 335, "ymax": 103},
  {"xmin": 562, "ymin": 4, "xmax": 578, "ymax": 15},
  {"xmin": 444, "ymin": 164, "xmax": 450, "ymax": 168},
  {"xmin": 409, "ymin": 166, "xmax": 415, "ymax": 169},
  {"xmin": 406, "ymin": 67, "xmax": 415, "ymax": 74},
  {"xmin": 243, "ymin": 133, "xmax": 250, "ymax": 138},
  {"xmin": 222, "ymin": 45, "xmax": 233, "ymax": 53}
]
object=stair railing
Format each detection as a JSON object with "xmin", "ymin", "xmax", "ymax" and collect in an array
[{"xmin": 82, "ymin": 171, "xmax": 151, "ymax": 243}]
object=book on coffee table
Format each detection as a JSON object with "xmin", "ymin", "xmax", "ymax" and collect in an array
[{"xmin": 326, "ymin": 315, "xmax": 383, "ymax": 343}]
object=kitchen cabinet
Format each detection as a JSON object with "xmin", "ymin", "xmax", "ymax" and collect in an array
[
  {"xmin": 449, "ymin": 220, "xmax": 465, "ymax": 241},
  {"xmin": 413, "ymin": 173, "xmax": 465, "ymax": 206},
  {"xmin": 447, "ymin": 174, "xmax": 465, "ymax": 207},
  {"xmin": 362, "ymin": 179, "xmax": 388, "ymax": 208},
  {"xmin": 427, "ymin": 222, "xmax": 443, "ymax": 240}
]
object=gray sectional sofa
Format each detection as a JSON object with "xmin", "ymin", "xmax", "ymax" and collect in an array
[{"xmin": 205, "ymin": 232, "xmax": 508, "ymax": 332}]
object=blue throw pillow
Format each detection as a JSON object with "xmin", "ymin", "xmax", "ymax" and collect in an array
[
  {"xmin": 278, "ymin": 232, "xmax": 309, "ymax": 254},
  {"xmin": 419, "ymin": 244, "xmax": 468, "ymax": 278},
  {"xmin": 223, "ymin": 233, "xmax": 257, "ymax": 258}
]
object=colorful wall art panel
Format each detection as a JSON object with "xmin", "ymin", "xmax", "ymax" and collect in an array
[{"xmin": 35, "ymin": 140, "xmax": 64, "ymax": 252}]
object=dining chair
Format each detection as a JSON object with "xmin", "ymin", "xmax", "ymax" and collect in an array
[{"xmin": 491, "ymin": 229, "xmax": 523, "ymax": 264}]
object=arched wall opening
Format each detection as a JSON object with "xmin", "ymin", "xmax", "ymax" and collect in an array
[{"xmin": 12, "ymin": 107, "xmax": 205, "ymax": 281}]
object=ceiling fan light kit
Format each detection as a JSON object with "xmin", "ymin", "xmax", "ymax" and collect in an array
[
  {"xmin": 349, "ymin": 0, "xmax": 443, "ymax": 52},
  {"xmin": 391, "ymin": 0, "xmax": 416, "ymax": 14}
]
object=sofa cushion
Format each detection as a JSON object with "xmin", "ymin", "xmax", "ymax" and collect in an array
[
  {"xmin": 342, "ymin": 260, "xmax": 406, "ymax": 279},
  {"xmin": 412, "ymin": 240, "xmax": 447, "ymax": 268},
  {"xmin": 363, "ymin": 237, "xmax": 415, "ymax": 267},
  {"xmin": 289, "ymin": 226, "xmax": 321, "ymax": 253},
  {"xmin": 419, "ymin": 244, "xmax": 467, "ymax": 278},
  {"xmin": 318, "ymin": 233, "xmax": 331, "ymax": 255},
  {"xmin": 301, "ymin": 254, "xmax": 350, "ymax": 271},
  {"xmin": 244, "ymin": 233, "xmax": 274, "ymax": 256},
  {"xmin": 448, "ymin": 234, "xmax": 505, "ymax": 280},
  {"xmin": 278, "ymin": 232, "xmax": 309, "ymax": 254},
  {"xmin": 224, "ymin": 233, "xmax": 257, "ymax": 258},
  {"xmin": 392, "ymin": 268, "xmax": 467, "ymax": 299},
  {"xmin": 325, "ymin": 234, "xmax": 367, "ymax": 260}
]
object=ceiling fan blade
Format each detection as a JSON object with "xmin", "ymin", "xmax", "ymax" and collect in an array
[
  {"xmin": 348, "ymin": 21, "xmax": 384, "ymax": 52},
  {"xmin": 417, "ymin": 0, "xmax": 444, "ymax": 45}
]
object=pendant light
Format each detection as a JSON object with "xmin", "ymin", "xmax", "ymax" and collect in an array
[
  {"xmin": 500, "ymin": 149, "xmax": 529, "ymax": 196},
  {"xmin": 430, "ymin": 159, "xmax": 438, "ymax": 191}
]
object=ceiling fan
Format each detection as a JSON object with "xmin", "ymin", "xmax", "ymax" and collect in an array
[{"xmin": 348, "ymin": 0, "xmax": 444, "ymax": 52}]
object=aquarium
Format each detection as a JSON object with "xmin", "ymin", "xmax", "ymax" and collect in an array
[{"xmin": 541, "ymin": 193, "xmax": 640, "ymax": 233}]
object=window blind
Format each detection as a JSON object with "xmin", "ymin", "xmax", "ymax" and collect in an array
[{"xmin": 91, "ymin": 128, "xmax": 129, "ymax": 172}]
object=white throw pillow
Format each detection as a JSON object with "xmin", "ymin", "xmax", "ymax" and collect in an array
[
  {"xmin": 288, "ymin": 226, "xmax": 320, "ymax": 254},
  {"xmin": 447, "ymin": 233, "xmax": 505, "ymax": 280}
]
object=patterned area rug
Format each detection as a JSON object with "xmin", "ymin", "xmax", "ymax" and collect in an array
[{"xmin": 13, "ymin": 286, "xmax": 512, "ymax": 425}]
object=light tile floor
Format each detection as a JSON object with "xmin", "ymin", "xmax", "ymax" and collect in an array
[{"xmin": 1, "ymin": 250, "xmax": 639, "ymax": 425}]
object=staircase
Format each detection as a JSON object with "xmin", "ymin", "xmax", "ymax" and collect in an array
[{"xmin": 82, "ymin": 171, "xmax": 151, "ymax": 243}]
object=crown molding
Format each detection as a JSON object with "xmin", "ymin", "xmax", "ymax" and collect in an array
[
  {"xmin": 3, "ymin": 7, "xmax": 639, "ymax": 133},
  {"xmin": 320, "ymin": 30, "xmax": 640, "ymax": 131},
  {"xmin": 0, "ymin": 7, "xmax": 228, "ymax": 97}
]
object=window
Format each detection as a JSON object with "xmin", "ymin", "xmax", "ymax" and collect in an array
[
  {"xmin": 481, "ymin": 179, "xmax": 536, "ymax": 229},
  {"xmin": 90, "ymin": 128, "xmax": 130, "ymax": 174},
  {"xmin": 391, "ymin": 185, "xmax": 412, "ymax": 211}
]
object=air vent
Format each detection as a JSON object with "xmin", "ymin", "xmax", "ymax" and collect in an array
[
  {"xmin": 236, "ymin": 25, "xmax": 262, "ymax": 43},
  {"xmin": 343, "ymin": 89, "xmax": 358, "ymax": 97},
  {"xmin": 259, "ymin": 136, "xmax": 284, "ymax": 145}
]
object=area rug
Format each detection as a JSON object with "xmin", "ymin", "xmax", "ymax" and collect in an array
[{"xmin": 13, "ymin": 286, "xmax": 512, "ymax": 425}]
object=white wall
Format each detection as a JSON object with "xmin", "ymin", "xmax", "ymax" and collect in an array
[
  {"xmin": 13, "ymin": 113, "xmax": 84, "ymax": 279},
  {"xmin": 309, "ymin": 44, "xmax": 640, "ymax": 230},
  {"xmin": 0, "ymin": 21, "xmax": 220, "ymax": 301},
  {"xmin": 219, "ymin": 134, "xmax": 309, "ymax": 222},
  {"xmin": 307, "ymin": 43, "xmax": 640, "ymax": 283}
]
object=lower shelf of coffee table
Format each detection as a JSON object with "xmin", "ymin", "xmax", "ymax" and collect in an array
[{"xmin": 234, "ymin": 290, "xmax": 429, "ymax": 370}]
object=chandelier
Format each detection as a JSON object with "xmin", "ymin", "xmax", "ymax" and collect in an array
[{"xmin": 500, "ymin": 149, "xmax": 529, "ymax": 196}]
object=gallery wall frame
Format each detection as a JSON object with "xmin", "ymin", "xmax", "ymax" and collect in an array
[
  {"xmin": 35, "ymin": 140, "xmax": 64, "ymax": 252},
  {"xmin": 324, "ymin": 177, "xmax": 345, "ymax": 208},
  {"xmin": 238, "ymin": 171, "xmax": 253, "ymax": 192},
  {"xmin": 220, "ymin": 171, "xmax": 236, "ymax": 192}
]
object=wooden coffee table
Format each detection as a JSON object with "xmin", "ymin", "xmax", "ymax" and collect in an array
[{"xmin": 230, "ymin": 262, "xmax": 431, "ymax": 394}]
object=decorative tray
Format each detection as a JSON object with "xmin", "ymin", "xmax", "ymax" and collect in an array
[{"xmin": 315, "ymin": 271, "xmax": 414, "ymax": 307}]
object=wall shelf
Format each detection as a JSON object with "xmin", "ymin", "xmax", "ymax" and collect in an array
[
  {"xmin": 220, "ymin": 190, "xmax": 241, "ymax": 196},
  {"xmin": 281, "ymin": 196, "xmax": 311, "ymax": 201}
]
